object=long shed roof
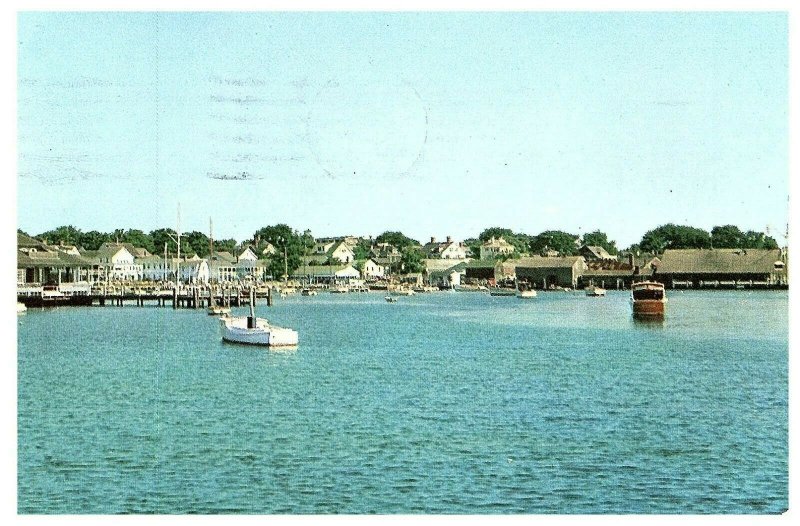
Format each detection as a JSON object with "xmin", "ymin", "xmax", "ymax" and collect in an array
[{"xmin": 657, "ymin": 249, "xmax": 784, "ymax": 274}]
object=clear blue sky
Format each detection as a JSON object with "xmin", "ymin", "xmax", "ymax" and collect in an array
[{"xmin": 17, "ymin": 12, "xmax": 789, "ymax": 247}]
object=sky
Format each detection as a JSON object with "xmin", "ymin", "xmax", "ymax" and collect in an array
[{"xmin": 16, "ymin": 11, "xmax": 789, "ymax": 248}]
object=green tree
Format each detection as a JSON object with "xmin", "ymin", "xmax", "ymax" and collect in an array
[
  {"xmin": 120, "ymin": 229, "xmax": 155, "ymax": 253},
  {"xmin": 742, "ymin": 230, "xmax": 779, "ymax": 250},
  {"xmin": 530, "ymin": 230, "xmax": 579, "ymax": 256},
  {"xmin": 214, "ymin": 238, "xmax": 238, "ymax": 255},
  {"xmin": 181, "ymin": 231, "xmax": 210, "ymax": 257},
  {"xmin": 353, "ymin": 238, "xmax": 372, "ymax": 260},
  {"xmin": 463, "ymin": 237, "xmax": 482, "ymax": 258},
  {"xmin": 639, "ymin": 224, "xmax": 711, "ymax": 253},
  {"xmin": 38, "ymin": 225, "xmax": 82, "ymax": 246},
  {"xmin": 710, "ymin": 225, "xmax": 744, "ymax": 248},
  {"xmin": 582, "ymin": 230, "xmax": 618, "ymax": 255},
  {"xmin": 400, "ymin": 246, "xmax": 425, "ymax": 274},
  {"xmin": 375, "ymin": 231, "xmax": 419, "ymax": 251},
  {"xmin": 254, "ymin": 224, "xmax": 309, "ymax": 278},
  {"xmin": 478, "ymin": 227, "xmax": 515, "ymax": 242},
  {"xmin": 78, "ymin": 230, "xmax": 111, "ymax": 250},
  {"xmin": 150, "ymin": 228, "xmax": 180, "ymax": 255}
]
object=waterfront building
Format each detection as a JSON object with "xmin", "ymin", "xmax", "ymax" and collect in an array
[
  {"xmin": 656, "ymin": 248, "xmax": 788, "ymax": 288},
  {"xmin": 235, "ymin": 247, "xmax": 267, "ymax": 281},
  {"xmin": 178, "ymin": 257, "xmax": 210, "ymax": 284},
  {"xmin": 361, "ymin": 258, "xmax": 385, "ymax": 279},
  {"xmin": 479, "ymin": 236, "xmax": 515, "ymax": 260},
  {"xmin": 578, "ymin": 244, "xmax": 616, "ymax": 261},
  {"xmin": 292, "ymin": 264, "xmax": 361, "ymax": 284},
  {"xmin": 425, "ymin": 260, "xmax": 468, "ymax": 288},
  {"xmin": 328, "ymin": 241, "xmax": 356, "ymax": 264},
  {"xmin": 17, "ymin": 233, "xmax": 94, "ymax": 285},
  {"xmin": 90, "ymin": 243, "xmax": 143, "ymax": 281},
  {"xmin": 139, "ymin": 255, "xmax": 169, "ymax": 281},
  {"xmin": 579, "ymin": 259, "xmax": 655, "ymax": 290},
  {"xmin": 515, "ymin": 256, "xmax": 587, "ymax": 289},
  {"xmin": 422, "ymin": 236, "xmax": 469, "ymax": 260},
  {"xmin": 54, "ymin": 243, "xmax": 82, "ymax": 256},
  {"xmin": 210, "ymin": 251, "xmax": 238, "ymax": 282}
]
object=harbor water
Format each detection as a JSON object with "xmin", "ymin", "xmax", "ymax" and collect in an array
[{"xmin": 17, "ymin": 290, "xmax": 788, "ymax": 513}]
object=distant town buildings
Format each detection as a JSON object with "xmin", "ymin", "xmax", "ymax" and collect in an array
[{"xmin": 15, "ymin": 230, "xmax": 789, "ymax": 290}]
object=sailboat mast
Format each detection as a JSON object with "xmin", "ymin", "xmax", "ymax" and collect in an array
[{"xmin": 176, "ymin": 204, "xmax": 181, "ymax": 281}]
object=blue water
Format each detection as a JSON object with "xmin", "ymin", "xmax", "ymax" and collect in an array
[{"xmin": 17, "ymin": 290, "xmax": 788, "ymax": 513}]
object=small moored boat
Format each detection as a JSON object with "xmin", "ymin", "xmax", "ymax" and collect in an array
[
  {"xmin": 585, "ymin": 285, "xmax": 606, "ymax": 297},
  {"xmin": 385, "ymin": 296, "xmax": 397, "ymax": 303},
  {"xmin": 208, "ymin": 304, "xmax": 231, "ymax": 316},
  {"xmin": 489, "ymin": 288, "xmax": 516, "ymax": 297},
  {"xmin": 631, "ymin": 281, "xmax": 666, "ymax": 319},
  {"xmin": 220, "ymin": 289, "xmax": 298, "ymax": 347},
  {"xmin": 17, "ymin": 302, "xmax": 27, "ymax": 314},
  {"xmin": 300, "ymin": 288, "xmax": 318, "ymax": 296}
]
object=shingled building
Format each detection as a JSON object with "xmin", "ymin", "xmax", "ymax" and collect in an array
[{"xmin": 656, "ymin": 248, "xmax": 787, "ymax": 288}]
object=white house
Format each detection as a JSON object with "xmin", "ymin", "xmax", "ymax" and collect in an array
[
  {"xmin": 361, "ymin": 258, "xmax": 385, "ymax": 278},
  {"xmin": 179, "ymin": 258, "xmax": 210, "ymax": 283},
  {"xmin": 95, "ymin": 243, "xmax": 142, "ymax": 281},
  {"xmin": 140, "ymin": 255, "xmax": 169, "ymax": 281},
  {"xmin": 236, "ymin": 246, "xmax": 264, "ymax": 280},
  {"xmin": 423, "ymin": 236, "xmax": 469, "ymax": 260},
  {"xmin": 210, "ymin": 251, "xmax": 238, "ymax": 282},
  {"xmin": 480, "ymin": 236, "xmax": 515, "ymax": 259},
  {"xmin": 313, "ymin": 239, "xmax": 356, "ymax": 263}
]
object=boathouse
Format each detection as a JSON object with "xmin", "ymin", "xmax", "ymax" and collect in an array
[
  {"xmin": 425, "ymin": 260, "xmax": 468, "ymax": 287},
  {"xmin": 656, "ymin": 248, "xmax": 788, "ymax": 288},
  {"xmin": 514, "ymin": 256, "xmax": 586, "ymax": 289}
]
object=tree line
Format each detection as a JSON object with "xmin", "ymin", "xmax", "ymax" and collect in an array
[{"xmin": 22, "ymin": 222, "xmax": 781, "ymax": 277}]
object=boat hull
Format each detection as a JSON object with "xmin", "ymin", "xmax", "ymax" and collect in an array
[
  {"xmin": 631, "ymin": 299, "xmax": 665, "ymax": 318},
  {"xmin": 516, "ymin": 290, "xmax": 537, "ymax": 298},
  {"xmin": 220, "ymin": 317, "xmax": 298, "ymax": 346}
]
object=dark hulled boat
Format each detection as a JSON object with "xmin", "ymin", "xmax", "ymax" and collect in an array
[{"xmin": 631, "ymin": 281, "xmax": 666, "ymax": 319}]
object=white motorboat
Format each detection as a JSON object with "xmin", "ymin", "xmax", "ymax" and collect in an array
[
  {"xmin": 301, "ymin": 288, "xmax": 318, "ymax": 296},
  {"xmin": 516, "ymin": 289, "xmax": 537, "ymax": 299},
  {"xmin": 17, "ymin": 302, "xmax": 27, "ymax": 313},
  {"xmin": 208, "ymin": 304, "xmax": 231, "ymax": 316},
  {"xmin": 585, "ymin": 285, "xmax": 606, "ymax": 297},
  {"xmin": 220, "ymin": 289, "xmax": 298, "ymax": 347},
  {"xmin": 385, "ymin": 296, "xmax": 398, "ymax": 303}
]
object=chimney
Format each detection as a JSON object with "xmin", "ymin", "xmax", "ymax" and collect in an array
[
  {"xmin": 628, "ymin": 253, "xmax": 634, "ymax": 267},
  {"xmin": 430, "ymin": 236, "xmax": 436, "ymax": 244},
  {"xmin": 446, "ymin": 236, "xmax": 452, "ymax": 243}
]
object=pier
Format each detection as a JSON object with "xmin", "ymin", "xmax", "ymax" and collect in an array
[{"xmin": 17, "ymin": 285, "xmax": 274, "ymax": 309}]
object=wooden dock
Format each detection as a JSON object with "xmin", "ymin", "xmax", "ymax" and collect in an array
[{"xmin": 18, "ymin": 286, "xmax": 274, "ymax": 309}]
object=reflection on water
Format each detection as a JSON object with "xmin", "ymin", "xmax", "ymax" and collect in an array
[{"xmin": 632, "ymin": 315, "xmax": 665, "ymax": 327}]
